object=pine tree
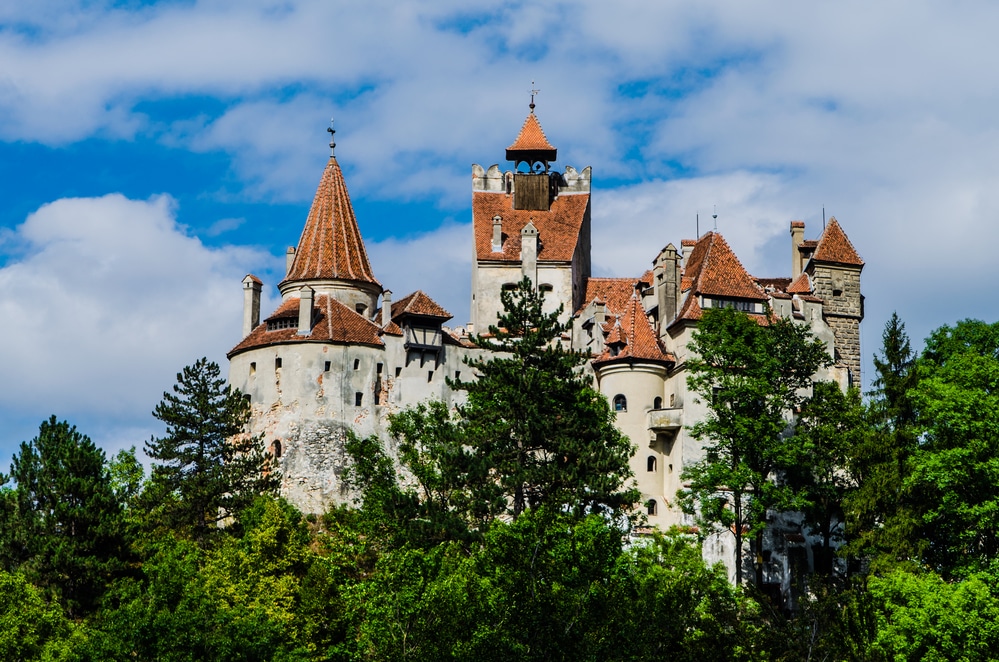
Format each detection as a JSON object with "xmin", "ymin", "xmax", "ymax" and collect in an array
[
  {"xmin": 7, "ymin": 416, "xmax": 126, "ymax": 616},
  {"xmin": 146, "ymin": 358, "xmax": 277, "ymax": 541}
]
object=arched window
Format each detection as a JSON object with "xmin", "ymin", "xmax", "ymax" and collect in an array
[
  {"xmin": 647, "ymin": 456, "xmax": 657, "ymax": 472},
  {"xmin": 653, "ymin": 396, "xmax": 663, "ymax": 409},
  {"xmin": 646, "ymin": 499, "xmax": 657, "ymax": 516},
  {"xmin": 270, "ymin": 440, "xmax": 282, "ymax": 459},
  {"xmin": 613, "ymin": 394, "xmax": 627, "ymax": 412}
]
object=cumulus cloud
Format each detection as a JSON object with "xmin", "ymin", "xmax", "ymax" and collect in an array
[{"xmin": 0, "ymin": 194, "xmax": 278, "ymax": 460}]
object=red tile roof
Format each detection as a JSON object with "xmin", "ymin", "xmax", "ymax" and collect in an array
[
  {"xmin": 245, "ymin": 274, "xmax": 262, "ymax": 285},
  {"xmin": 390, "ymin": 290, "xmax": 452, "ymax": 321},
  {"xmin": 681, "ymin": 239, "xmax": 697, "ymax": 247},
  {"xmin": 790, "ymin": 220, "xmax": 805, "ymax": 228},
  {"xmin": 682, "ymin": 232, "xmax": 767, "ymax": 301},
  {"xmin": 787, "ymin": 272, "xmax": 812, "ymax": 294},
  {"xmin": 506, "ymin": 112, "xmax": 557, "ymax": 159},
  {"xmin": 473, "ymin": 192, "xmax": 589, "ymax": 262},
  {"xmin": 282, "ymin": 157, "xmax": 380, "ymax": 287},
  {"xmin": 228, "ymin": 294, "xmax": 384, "ymax": 357},
  {"xmin": 577, "ymin": 277, "xmax": 637, "ymax": 316},
  {"xmin": 812, "ymin": 217, "xmax": 864, "ymax": 267},
  {"xmin": 594, "ymin": 294, "xmax": 674, "ymax": 367},
  {"xmin": 756, "ymin": 277, "xmax": 792, "ymax": 291}
]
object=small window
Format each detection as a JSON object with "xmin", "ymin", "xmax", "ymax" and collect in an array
[
  {"xmin": 395, "ymin": 367, "xmax": 402, "ymax": 377},
  {"xmin": 427, "ymin": 370, "xmax": 434, "ymax": 383},
  {"xmin": 539, "ymin": 283, "xmax": 554, "ymax": 293},
  {"xmin": 270, "ymin": 440, "xmax": 282, "ymax": 458},
  {"xmin": 613, "ymin": 394, "xmax": 627, "ymax": 412},
  {"xmin": 668, "ymin": 464, "xmax": 673, "ymax": 473},
  {"xmin": 646, "ymin": 499, "xmax": 657, "ymax": 516},
  {"xmin": 355, "ymin": 392, "xmax": 363, "ymax": 406},
  {"xmin": 454, "ymin": 370, "xmax": 461, "ymax": 380},
  {"xmin": 275, "ymin": 357, "xmax": 282, "ymax": 369},
  {"xmin": 833, "ymin": 289, "xmax": 843, "ymax": 297},
  {"xmin": 653, "ymin": 396, "xmax": 662, "ymax": 409},
  {"xmin": 353, "ymin": 358, "xmax": 360, "ymax": 370},
  {"xmin": 356, "ymin": 303, "xmax": 367, "ymax": 314},
  {"xmin": 647, "ymin": 456, "xmax": 657, "ymax": 472},
  {"xmin": 249, "ymin": 362, "xmax": 256, "ymax": 376},
  {"xmin": 324, "ymin": 361, "xmax": 331, "ymax": 372},
  {"xmin": 669, "ymin": 393, "xmax": 675, "ymax": 407},
  {"xmin": 502, "ymin": 283, "xmax": 518, "ymax": 291},
  {"xmin": 376, "ymin": 363, "xmax": 383, "ymax": 374}
]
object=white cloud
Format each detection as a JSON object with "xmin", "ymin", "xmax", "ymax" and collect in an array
[{"xmin": 0, "ymin": 194, "xmax": 277, "ymax": 460}]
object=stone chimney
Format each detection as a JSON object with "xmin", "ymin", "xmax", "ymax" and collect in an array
[
  {"xmin": 653, "ymin": 244, "xmax": 680, "ymax": 326},
  {"xmin": 381, "ymin": 289, "xmax": 393, "ymax": 326},
  {"xmin": 790, "ymin": 221, "xmax": 805, "ymax": 278},
  {"xmin": 286, "ymin": 246, "xmax": 296, "ymax": 277},
  {"xmin": 521, "ymin": 221, "xmax": 538, "ymax": 286},
  {"xmin": 297, "ymin": 287, "xmax": 314, "ymax": 336},
  {"xmin": 241, "ymin": 274, "xmax": 262, "ymax": 338},
  {"xmin": 492, "ymin": 215, "xmax": 503, "ymax": 252}
]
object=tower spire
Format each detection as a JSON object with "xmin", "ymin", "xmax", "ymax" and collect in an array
[
  {"xmin": 327, "ymin": 117, "xmax": 336, "ymax": 157},
  {"xmin": 529, "ymin": 81, "xmax": 540, "ymax": 113}
]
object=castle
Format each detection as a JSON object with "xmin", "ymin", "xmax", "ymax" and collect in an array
[{"xmin": 227, "ymin": 106, "xmax": 864, "ymax": 537}]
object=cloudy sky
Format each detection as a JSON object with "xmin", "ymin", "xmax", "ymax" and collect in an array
[{"xmin": 2, "ymin": 0, "xmax": 997, "ymax": 467}]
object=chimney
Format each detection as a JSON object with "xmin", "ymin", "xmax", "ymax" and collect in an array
[
  {"xmin": 241, "ymin": 274, "xmax": 262, "ymax": 338},
  {"xmin": 594, "ymin": 300, "xmax": 607, "ymax": 354},
  {"xmin": 381, "ymin": 289, "xmax": 393, "ymax": 327},
  {"xmin": 492, "ymin": 215, "xmax": 503, "ymax": 252},
  {"xmin": 680, "ymin": 239, "xmax": 696, "ymax": 268},
  {"xmin": 790, "ymin": 221, "xmax": 805, "ymax": 278},
  {"xmin": 297, "ymin": 287, "xmax": 314, "ymax": 336},
  {"xmin": 286, "ymin": 246, "xmax": 296, "ymax": 277},
  {"xmin": 521, "ymin": 221, "xmax": 539, "ymax": 287}
]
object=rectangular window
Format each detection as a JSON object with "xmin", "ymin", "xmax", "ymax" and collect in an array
[
  {"xmin": 427, "ymin": 370, "xmax": 434, "ymax": 383},
  {"xmin": 355, "ymin": 392, "xmax": 363, "ymax": 406},
  {"xmin": 353, "ymin": 358, "xmax": 360, "ymax": 370},
  {"xmin": 324, "ymin": 361, "xmax": 331, "ymax": 372},
  {"xmin": 395, "ymin": 367, "xmax": 402, "ymax": 377},
  {"xmin": 275, "ymin": 357, "xmax": 282, "ymax": 369},
  {"xmin": 249, "ymin": 362, "xmax": 256, "ymax": 376},
  {"xmin": 376, "ymin": 363, "xmax": 383, "ymax": 374}
]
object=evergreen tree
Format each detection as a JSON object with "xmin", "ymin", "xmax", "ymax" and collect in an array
[
  {"xmin": 843, "ymin": 313, "xmax": 920, "ymax": 568},
  {"xmin": 6, "ymin": 416, "xmax": 126, "ymax": 616},
  {"xmin": 679, "ymin": 307, "xmax": 831, "ymax": 585},
  {"xmin": 146, "ymin": 358, "xmax": 277, "ymax": 541},
  {"xmin": 389, "ymin": 277, "xmax": 638, "ymax": 530}
]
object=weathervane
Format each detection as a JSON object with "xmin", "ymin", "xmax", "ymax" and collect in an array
[
  {"xmin": 327, "ymin": 117, "xmax": 336, "ymax": 156},
  {"xmin": 529, "ymin": 81, "xmax": 540, "ymax": 112}
]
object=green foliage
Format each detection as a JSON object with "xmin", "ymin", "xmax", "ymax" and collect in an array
[
  {"xmin": 867, "ymin": 569, "xmax": 999, "ymax": 661},
  {"xmin": 145, "ymin": 357, "xmax": 278, "ymax": 541},
  {"xmin": 0, "ymin": 570, "xmax": 87, "ymax": 661},
  {"xmin": 395, "ymin": 277, "xmax": 638, "ymax": 526},
  {"xmin": 679, "ymin": 307, "xmax": 831, "ymax": 584},
  {"xmin": 787, "ymin": 382, "xmax": 867, "ymax": 573},
  {"xmin": 845, "ymin": 312, "xmax": 922, "ymax": 569},
  {"xmin": 7, "ymin": 416, "xmax": 127, "ymax": 616},
  {"xmin": 108, "ymin": 446, "xmax": 145, "ymax": 506}
]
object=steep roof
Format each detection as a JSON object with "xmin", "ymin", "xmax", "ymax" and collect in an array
[
  {"xmin": 786, "ymin": 272, "xmax": 812, "ymax": 294},
  {"xmin": 282, "ymin": 156, "xmax": 380, "ymax": 287},
  {"xmin": 812, "ymin": 217, "xmax": 864, "ymax": 267},
  {"xmin": 390, "ymin": 291, "xmax": 452, "ymax": 321},
  {"xmin": 473, "ymin": 191, "xmax": 589, "ymax": 262},
  {"xmin": 228, "ymin": 294, "xmax": 384, "ymax": 357},
  {"xmin": 682, "ymin": 232, "xmax": 767, "ymax": 301},
  {"xmin": 577, "ymin": 278, "xmax": 638, "ymax": 316},
  {"xmin": 593, "ymin": 294, "xmax": 675, "ymax": 367},
  {"xmin": 506, "ymin": 112, "xmax": 557, "ymax": 161}
]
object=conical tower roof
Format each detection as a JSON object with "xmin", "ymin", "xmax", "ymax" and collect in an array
[
  {"xmin": 282, "ymin": 156, "xmax": 380, "ymax": 287},
  {"xmin": 594, "ymin": 293, "xmax": 674, "ymax": 367},
  {"xmin": 506, "ymin": 111, "xmax": 557, "ymax": 163},
  {"xmin": 812, "ymin": 217, "xmax": 864, "ymax": 267}
]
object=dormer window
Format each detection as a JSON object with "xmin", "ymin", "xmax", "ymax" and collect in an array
[{"xmin": 267, "ymin": 317, "xmax": 298, "ymax": 331}]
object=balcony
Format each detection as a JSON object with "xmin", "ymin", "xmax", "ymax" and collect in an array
[{"xmin": 647, "ymin": 407, "xmax": 682, "ymax": 433}]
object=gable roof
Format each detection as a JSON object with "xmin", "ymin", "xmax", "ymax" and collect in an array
[
  {"xmin": 282, "ymin": 156, "xmax": 380, "ymax": 287},
  {"xmin": 473, "ymin": 191, "xmax": 589, "ymax": 263},
  {"xmin": 506, "ymin": 112, "xmax": 557, "ymax": 161},
  {"xmin": 682, "ymin": 232, "xmax": 767, "ymax": 301},
  {"xmin": 390, "ymin": 290, "xmax": 452, "ymax": 321},
  {"xmin": 786, "ymin": 272, "xmax": 812, "ymax": 294},
  {"xmin": 593, "ymin": 294, "xmax": 675, "ymax": 367},
  {"xmin": 812, "ymin": 217, "xmax": 864, "ymax": 267},
  {"xmin": 228, "ymin": 294, "xmax": 384, "ymax": 357}
]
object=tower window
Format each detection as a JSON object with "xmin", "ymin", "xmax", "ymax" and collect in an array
[
  {"xmin": 275, "ymin": 357, "xmax": 282, "ymax": 369},
  {"xmin": 356, "ymin": 303, "xmax": 367, "ymax": 314},
  {"xmin": 376, "ymin": 363, "xmax": 383, "ymax": 374},
  {"xmin": 395, "ymin": 367, "xmax": 402, "ymax": 377},
  {"xmin": 270, "ymin": 440, "xmax": 282, "ymax": 458},
  {"xmin": 249, "ymin": 362, "xmax": 256, "ymax": 376},
  {"xmin": 355, "ymin": 392, "xmax": 363, "ymax": 406},
  {"xmin": 353, "ymin": 358, "xmax": 360, "ymax": 370},
  {"xmin": 613, "ymin": 394, "xmax": 627, "ymax": 412},
  {"xmin": 646, "ymin": 499, "xmax": 657, "ymax": 516},
  {"xmin": 427, "ymin": 370, "xmax": 434, "ymax": 383},
  {"xmin": 647, "ymin": 456, "xmax": 657, "ymax": 472},
  {"xmin": 324, "ymin": 361, "xmax": 331, "ymax": 372},
  {"xmin": 653, "ymin": 396, "xmax": 662, "ymax": 409},
  {"xmin": 670, "ymin": 393, "xmax": 675, "ymax": 407}
]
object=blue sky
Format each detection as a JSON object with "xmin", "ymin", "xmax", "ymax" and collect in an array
[{"xmin": 3, "ymin": 0, "xmax": 999, "ymax": 468}]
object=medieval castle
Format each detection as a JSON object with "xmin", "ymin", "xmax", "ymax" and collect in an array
[{"xmin": 226, "ymin": 107, "xmax": 864, "ymax": 541}]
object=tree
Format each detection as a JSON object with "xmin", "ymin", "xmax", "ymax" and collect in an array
[
  {"xmin": 389, "ymin": 277, "xmax": 638, "ymax": 530},
  {"xmin": 6, "ymin": 417, "xmax": 127, "ymax": 616},
  {"xmin": 843, "ymin": 312, "xmax": 921, "ymax": 569},
  {"xmin": 146, "ymin": 358, "xmax": 278, "ymax": 541},
  {"xmin": 679, "ymin": 307, "xmax": 831, "ymax": 585},
  {"xmin": 786, "ymin": 382, "xmax": 867, "ymax": 574}
]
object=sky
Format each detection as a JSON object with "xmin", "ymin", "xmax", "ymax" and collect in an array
[{"xmin": 2, "ymin": 0, "xmax": 998, "ymax": 468}]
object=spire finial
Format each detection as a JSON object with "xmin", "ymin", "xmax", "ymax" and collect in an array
[
  {"xmin": 327, "ymin": 116, "xmax": 336, "ymax": 156},
  {"xmin": 529, "ymin": 81, "xmax": 539, "ymax": 113}
]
